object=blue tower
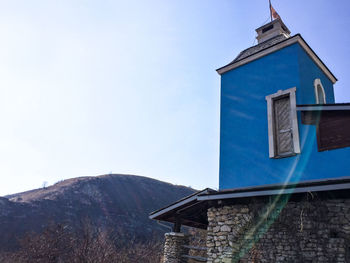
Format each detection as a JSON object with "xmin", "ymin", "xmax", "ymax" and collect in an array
[{"xmin": 218, "ymin": 18, "xmax": 350, "ymax": 190}]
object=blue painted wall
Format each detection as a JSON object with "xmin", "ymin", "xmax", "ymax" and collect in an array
[
  {"xmin": 297, "ymin": 46, "xmax": 335, "ymax": 104},
  {"xmin": 219, "ymin": 43, "xmax": 350, "ymax": 190}
]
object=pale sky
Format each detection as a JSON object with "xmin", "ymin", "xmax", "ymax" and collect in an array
[{"xmin": 1, "ymin": 0, "xmax": 349, "ymax": 196}]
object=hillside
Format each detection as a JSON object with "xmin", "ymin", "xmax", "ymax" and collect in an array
[{"xmin": 0, "ymin": 174, "xmax": 195, "ymax": 251}]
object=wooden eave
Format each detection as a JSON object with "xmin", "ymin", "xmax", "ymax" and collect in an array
[{"xmin": 149, "ymin": 188, "xmax": 216, "ymax": 229}]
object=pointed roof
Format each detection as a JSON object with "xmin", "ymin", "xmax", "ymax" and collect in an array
[
  {"xmin": 232, "ymin": 34, "xmax": 288, "ymax": 63},
  {"xmin": 217, "ymin": 34, "xmax": 337, "ymax": 84}
]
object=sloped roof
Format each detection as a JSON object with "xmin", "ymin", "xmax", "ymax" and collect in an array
[
  {"xmin": 232, "ymin": 34, "xmax": 288, "ymax": 63},
  {"xmin": 217, "ymin": 34, "xmax": 337, "ymax": 84},
  {"xmin": 149, "ymin": 188, "xmax": 216, "ymax": 229}
]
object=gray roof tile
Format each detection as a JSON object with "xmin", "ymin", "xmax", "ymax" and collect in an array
[{"xmin": 232, "ymin": 34, "xmax": 288, "ymax": 63}]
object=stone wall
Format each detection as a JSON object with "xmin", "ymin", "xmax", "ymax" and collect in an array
[
  {"xmin": 163, "ymin": 232, "xmax": 189, "ymax": 263},
  {"xmin": 206, "ymin": 194, "xmax": 350, "ymax": 262}
]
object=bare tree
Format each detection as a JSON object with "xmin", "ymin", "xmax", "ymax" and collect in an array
[{"xmin": 3, "ymin": 222, "xmax": 163, "ymax": 263}]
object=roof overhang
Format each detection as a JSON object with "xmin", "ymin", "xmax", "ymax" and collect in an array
[
  {"xmin": 216, "ymin": 34, "xmax": 337, "ymax": 84},
  {"xmin": 297, "ymin": 103, "xmax": 350, "ymax": 111},
  {"xmin": 198, "ymin": 177, "xmax": 350, "ymax": 201},
  {"xmin": 149, "ymin": 188, "xmax": 216, "ymax": 229},
  {"xmin": 150, "ymin": 177, "xmax": 350, "ymax": 229}
]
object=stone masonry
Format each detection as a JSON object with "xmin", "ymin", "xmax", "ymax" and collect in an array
[
  {"xmin": 206, "ymin": 194, "xmax": 350, "ymax": 262},
  {"xmin": 163, "ymin": 232, "xmax": 189, "ymax": 263}
]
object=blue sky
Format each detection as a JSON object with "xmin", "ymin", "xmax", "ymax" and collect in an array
[{"xmin": 0, "ymin": 0, "xmax": 349, "ymax": 196}]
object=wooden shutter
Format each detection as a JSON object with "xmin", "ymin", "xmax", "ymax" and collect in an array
[
  {"xmin": 274, "ymin": 96, "xmax": 293, "ymax": 156},
  {"xmin": 317, "ymin": 111, "xmax": 350, "ymax": 151}
]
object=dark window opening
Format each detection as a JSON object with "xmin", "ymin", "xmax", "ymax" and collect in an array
[{"xmin": 262, "ymin": 24, "xmax": 274, "ymax": 33}]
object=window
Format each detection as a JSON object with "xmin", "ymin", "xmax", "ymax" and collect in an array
[
  {"xmin": 262, "ymin": 24, "xmax": 274, "ymax": 33},
  {"xmin": 265, "ymin": 87, "xmax": 300, "ymax": 158},
  {"xmin": 314, "ymin": 78, "xmax": 326, "ymax": 104}
]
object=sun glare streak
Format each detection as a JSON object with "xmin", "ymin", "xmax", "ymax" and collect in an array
[{"xmin": 233, "ymin": 124, "xmax": 317, "ymax": 260}]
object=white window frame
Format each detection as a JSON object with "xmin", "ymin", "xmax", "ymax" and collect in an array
[
  {"xmin": 265, "ymin": 87, "xmax": 301, "ymax": 158},
  {"xmin": 314, "ymin": 78, "xmax": 326, "ymax": 104}
]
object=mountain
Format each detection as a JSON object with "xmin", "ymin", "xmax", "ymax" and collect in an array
[{"xmin": 0, "ymin": 174, "xmax": 195, "ymax": 251}]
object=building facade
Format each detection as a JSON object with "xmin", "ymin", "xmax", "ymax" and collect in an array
[
  {"xmin": 151, "ymin": 18, "xmax": 350, "ymax": 263},
  {"xmin": 218, "ymin": 18, "xmax": 349, "ymax": 190}
]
